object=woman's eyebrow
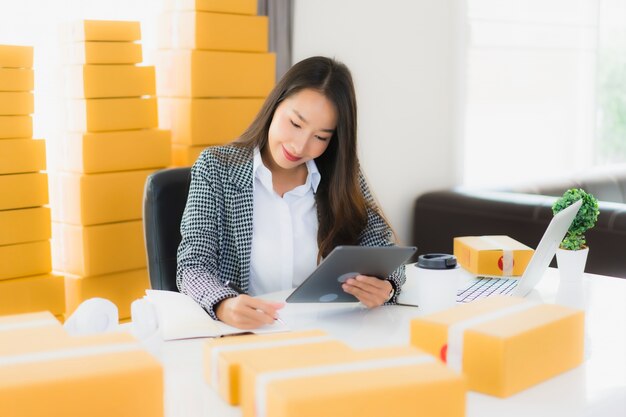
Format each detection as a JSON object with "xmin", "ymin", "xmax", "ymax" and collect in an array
[{"xmin": 293, "ymin": 109, "xmax": 335, "ymax": 133}]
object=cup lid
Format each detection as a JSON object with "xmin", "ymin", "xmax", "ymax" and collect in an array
[{"xmin": 417, "ymin": 253, "xmax": 457, "ymax": 270}]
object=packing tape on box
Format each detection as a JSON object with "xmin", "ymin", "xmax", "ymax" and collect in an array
[
  {"xmin": 0, "ymin": 342, "xmax": 141, "ymax": 367},
  {"xmin": 0, "ymin": 318, "xmax": 59, "ymax": 333},
  {"xmin": 447, "ymin": 300, "xmax": 540, "ymax": 372},
  {"xmin": 479, "ymin": 236, "xmax": 514, "ymax": 276},
  {"xmin": 255, "ymin": 355, "xmax": 436, "ymax": 417},
  {"xmin": 210, "ymin": 335, "xmax": 334, "ymax": 388}
]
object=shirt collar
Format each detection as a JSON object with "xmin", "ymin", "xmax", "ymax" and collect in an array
[{"xmin": 253, "ymin": 147, "xmax": 321, "ymax": 194}]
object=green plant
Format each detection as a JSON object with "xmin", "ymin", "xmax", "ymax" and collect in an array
[{"xmin": 552, "ymin": 188, "xmax": 600, "ymax": 250}]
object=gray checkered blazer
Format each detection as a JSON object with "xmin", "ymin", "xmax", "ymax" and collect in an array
[{"xmin": 176, "ymin": 145, "xmax": 406, "ymax": 319}]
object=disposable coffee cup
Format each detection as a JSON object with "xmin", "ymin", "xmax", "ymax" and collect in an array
[{"xmin": 411, "ymin": 253, "xmax": 463, "ymax": 313}]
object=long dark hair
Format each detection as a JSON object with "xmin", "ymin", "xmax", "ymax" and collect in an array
[{"xmin": 235, "ymin": 56, "xmax": 374, "ymax": 260}]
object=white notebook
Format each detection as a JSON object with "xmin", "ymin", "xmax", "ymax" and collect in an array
[{"xmin": 144, "ymin": 290, "xmax": 290, "ymax": 341}]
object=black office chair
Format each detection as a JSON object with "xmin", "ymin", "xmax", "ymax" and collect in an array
[{"xmin": 143, "ymin": 167, "xmax": 191, "ymax": 292}]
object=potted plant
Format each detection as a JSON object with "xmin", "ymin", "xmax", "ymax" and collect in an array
[{"xmin": 552, "ymin": 188, "xmax": 600, "ymax": 281}]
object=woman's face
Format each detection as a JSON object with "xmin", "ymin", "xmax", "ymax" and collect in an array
[{"xmin": 265, "ymin": 88, "xmax": 337, "ymax": 172}]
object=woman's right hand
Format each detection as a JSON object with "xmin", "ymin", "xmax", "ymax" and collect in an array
[{"xmin": 215, "ymin": 295, "xmax": 284, "ymax": 330}]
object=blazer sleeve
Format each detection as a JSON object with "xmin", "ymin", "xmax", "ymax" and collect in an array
[
  {"xmin": 357, "ymin": 171, "xmax": 406, "ymax": 304},
  {"xmin": 176, "ymin": 152, "xmax": 238, "ymax": 319}
]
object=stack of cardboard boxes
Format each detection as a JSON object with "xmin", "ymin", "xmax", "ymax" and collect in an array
[
  {"xmin": 51, "ymin": 20, "xmax": 171, "ymax": 321},
  {"xmin": 0, "ymin": 45, "xmax": 65, "ymax": 318},
  {"xmin": 156, "ymin": 0, "xmax": 275, "ymax": 166}
]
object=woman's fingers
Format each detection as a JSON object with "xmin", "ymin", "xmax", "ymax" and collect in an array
[
  {"xmin": 342, "ymin": 275, "xmax": 392, "ymax": 308},
  {"xmin": 216, "ymin": 295, "xmax": 284, "ymax": 329}
]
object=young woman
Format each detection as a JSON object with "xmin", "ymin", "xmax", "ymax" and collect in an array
[{"xmin": 177, "ymin": 56, "xmax": 405, "ymax": 329}]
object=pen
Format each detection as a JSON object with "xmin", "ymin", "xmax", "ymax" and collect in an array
[{"xmin": 224, "ymin": 281, "xmax": 286, "ymax": 325}]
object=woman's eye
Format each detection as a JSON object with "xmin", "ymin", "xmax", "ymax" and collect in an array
[
  {"xmin": 290, "ymin": 120, "xmax": 301, "ymax": 128},
  {"xmin": 315, "ymin": 135, "xmax": 329, "ymax": 142}
]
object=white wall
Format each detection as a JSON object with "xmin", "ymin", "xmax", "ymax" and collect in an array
[{"xmin": 293, "ymin": 0, "xmax": 464, "ymax": 245}]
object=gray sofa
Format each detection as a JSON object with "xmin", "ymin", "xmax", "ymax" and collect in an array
[{"xmin": 411, "ymin": 166, "xmax": 626, "ymax": 279}]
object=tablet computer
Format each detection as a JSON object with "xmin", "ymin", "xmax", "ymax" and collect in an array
[{"xmin": 286, "ymin": 245, "xmax": 417, "ymax": 303}]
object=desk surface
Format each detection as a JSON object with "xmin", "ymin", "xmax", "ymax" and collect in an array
[{"xmin": 140, "ymin": 268, "xmax": 626, "ymax": 417}]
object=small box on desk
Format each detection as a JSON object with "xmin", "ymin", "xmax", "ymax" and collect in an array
[
  {"xmin": 454, "ymin": 235, "xmax": 533, "ymax": 276},
  {"xmin": 0, "ymin": 331, "xmax": 163, "ymax": 417},
  {"xmin": 240, "ymin": 345, "xmax": 465, "ymax": 417},
  {"xmin": 204, "ymin": 330, "xmax": 346, "ymax": 405},
  {"xmin": 65, "ymin": 20, "xmax": 142, "ymax": 42},
  {"xmin": 0, "ymin": 311, "xmax": 64, "ymax": 352},
  {"xmin": 410, "ymin": 296, "xmax": 584, "ymax": 397}
]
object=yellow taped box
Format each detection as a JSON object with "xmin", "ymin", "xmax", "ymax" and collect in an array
[
  {"xmin": 0, "ymin": 68, "xmax": 34, "ymax": 91},
  {"xmin": 0, "ymin": 274, "xmax": 65, "ymax": 316},
  {"xmin": 156, "ymin": 50, "xmax": 275, "ymax": 98},
  {"xmin": 159, "ymin": 98, "xmax": 263, "ymax": 145},
  {"xmin": 240, "ymin": 345, "xmax": 465, "ymax": 417},
  {"xmin": 54, "ymin": 129, "xmax": 170, "ymax": 174},
  {"xmin": 171, "ymin": 144, "xmax": 206, "ymax": 167},
  {"xmin": 65, "ymin": 268, "xmax": 150, "ymax": 320},
  {"xmin": 454, "ymin": 235, "xmax": 534, "ymax": 276},
  {"xmin": 52, "ymin": 220, "xmax": 146, "ymax": 276},
  {"xmin": 64, "ymin": 42, "xmax": 143, "ymax": 65},
  {"xmin": 0, "ymin": 172, "xmax": 48, "ymax": 210},
  {"xmin": 0, "ymin": 207, "xmax": 51, "ymax": 246},
  {"xmin": 0, "ymin": 333, "xmax": 164, "ymax": 417},
  {"xmin": 410, "ymin": 295, "xmax": 584, "ymax": 397},
  {"xmin": 66, "ymin": 20, "xmax": 142, "ymax": 42},
  {"xmin": 0, "ymin": 312, "xmax": 65, "ymax": 351},
  {"xmin": 0, "ymin": 138, "xmax": 46, "ymax": 174},
  {"xmin": 68, "ymin": 97, "xmax": 158, "ymax": 132},
  {"xmin": 65, "ymin": 65, "xmax": 156, "ymax": 99},
  {"xmin": 163, "ymin": 0, "xmax": 257, "ymax": 15},
  {"xmin": 0, "ymin": 115, "xmax": 32, "ymax": 139},
  {"xmin": 0, "ymin": 92, "xmax": 33, "ymax": 115},
  {"xmin": 50, "ymin": 169, "xmax": 153, "ymax": 225},
  {"xmin": 204, "ymin": 330, "xmax": 337, "ymax": 405},
  {"xmin": 158, "ymin": 12, "xmax": 268, "ymax": 52},
  {"xmin": 0, "ymin": 241, "xmax": 51, "ymax": 281},
  {"xmin": 0, "ymin": 45, "xmax": 33, "ymax": 69}
]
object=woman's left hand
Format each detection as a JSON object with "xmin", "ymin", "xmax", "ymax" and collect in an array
[{"xmin": 341, "ymin": 275, "xmax": 393, "ymax": 308}]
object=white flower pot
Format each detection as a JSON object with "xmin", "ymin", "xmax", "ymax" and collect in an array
[{"xmin": 556, "ymin": 247, "xmax": 589, "ymax": 282}]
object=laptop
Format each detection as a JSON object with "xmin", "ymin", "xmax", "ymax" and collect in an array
[{"xmin": 456, "ymin": 198, "xmax": 583, "ymax": 303}]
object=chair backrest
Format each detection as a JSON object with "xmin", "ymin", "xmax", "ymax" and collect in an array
[{"xmin": 143, "ymin": 167, "xmax": 191, "ymax": 291}]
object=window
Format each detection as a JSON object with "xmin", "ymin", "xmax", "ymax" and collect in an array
[{"xmin": 462, "ymin": 0, "xmax": 601, "ymax": 187}]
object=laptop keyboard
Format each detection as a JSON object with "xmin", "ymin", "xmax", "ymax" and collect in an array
[{"xmin": 456, "ymin": 277, "xmax": 519, "ymax": 303}]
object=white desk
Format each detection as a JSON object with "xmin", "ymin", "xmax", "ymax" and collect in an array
[{"xmin": 141, "ymin": 268, "xmax": 626, "ymax": 417}]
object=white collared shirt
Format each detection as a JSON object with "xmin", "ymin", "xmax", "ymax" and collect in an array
[{"xmin": 248, "ymin": 148, "xmax": 320, "ymax": 296}]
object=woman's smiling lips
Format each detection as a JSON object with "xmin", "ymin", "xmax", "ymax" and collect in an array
[{"xmin": 282, "ymin": 145, "xmax": 302, "ymax": 162}]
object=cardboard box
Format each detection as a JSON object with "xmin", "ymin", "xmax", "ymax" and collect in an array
[
  {"xmin": 0, "ymin": 312, "xmax": 65, "ymax": 352},
  {"xmin": 64, "ymin": 41, "xmax": 143, "ymax": 65},
  {"xmin": 68, "ymin": 97, "xmax": 158, "ymax": 132},
  {"xmin": 0, "ymin": 332, "xmax": 163, "ymax": 417},
  {"xmin": 64, "ymin": 268, "xmax": 150, "ymax": 320},
  {"xmin": 0, "ymin": 68, "xmax": 34, "ymax": 91},
  {"xmin": 0, "ymin": 138, "xmax": 46, "ymax": 174},
  {"xmin": 0, "ymin": 172, "xmax": 48, "ymax": 210},
  {"xmin": 65, "ymin": 65, "xmax": 156, "ymax": 99},
  {"xmin": 204, "ymin": 330, "xmax": 337, "ymax": 405},
  {"xmin": 171, "ymin": 144, "xmax": 206, "ymax": 167},
  {"xmin": 50, "ymin": 169, "xmax": 153, "ymax": 225},
  {"xmin": 0, "ymin": 115, "xmax": 32, "ymax": 138},
  {"xmin": 163, "ymin": 0, "xmax": 257, "ymax": 15},
  {"xmin": 0, "ymin": 241, "xmax": 51, "ymax": 281},
  {"xmin": 52, "ymin": 220, "xmax": 146, "ymax": 276},
  {"xmin": 159, "ymin": 98, "xmax": 263, "ymax": 145},
  {"xmin": 66, "ymin": 20, "xmax": 142, "ymax": 42},
  {"xmin": 0, "ymin": 45, "xmax": 33, "ymax": 68},
  {"xmin": 454, "ymin": 235, "xmax": 534, "ymax": 276},
  {"xmin": 156, "ymin": 50, "xmax": 275, "ymax": 98},
  {"xmin": 0, "ymin": 91, "xmax": 33, "ymax": 115},
  {"xmin": 55, "ymin": 129, "xmax": 170, "ymax": 174},
  {"xmin": 158, "ymin": 12, "xmax": 268, "ymax": 52},
  {"xmin": 240, "ymin": 345, "xmax": 465, "ymax": 417},
  {"xmin": 410, "ymin": 296, "xmax": 584, "ymax": 397},
  {"xmin": 0, "ymin": 274, "xmax": 65, "ymax": 316},
  {"xmin": 0, "ymin": 206, "xmax": 51, "ymax": 246}
]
